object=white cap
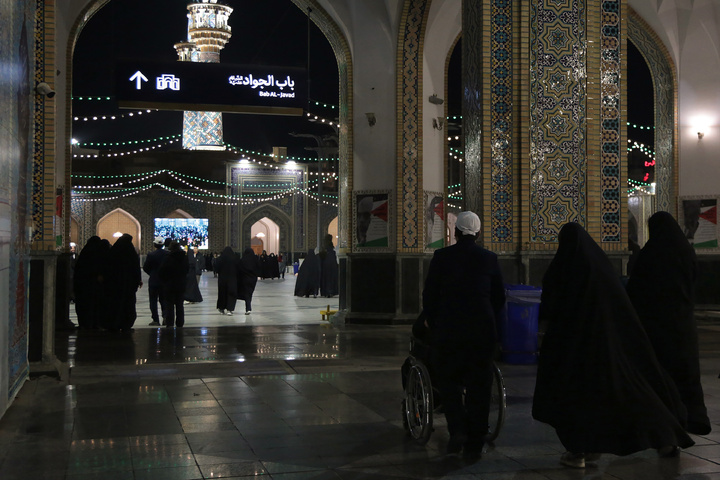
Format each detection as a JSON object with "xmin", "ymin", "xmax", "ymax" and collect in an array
[
  {"xmin": 153, "ymin": 236, "xmax": 165, "ymax": 246},
  {"xmin": 455, "ymin": 211, "xmax": 481, "ymax": 235}
]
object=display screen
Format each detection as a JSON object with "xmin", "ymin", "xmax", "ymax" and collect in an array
[
  {"xmin": 154, "ymin": 218, "xmax": 209, "ymax": 249},
  {"xmin": 116, "ymin": 60, "xmax": 306, "ymax": 115}
]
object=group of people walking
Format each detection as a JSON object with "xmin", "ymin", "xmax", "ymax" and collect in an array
[
  {"xmin": 144, "ymin": 240, "xmax": 262, "ymax": 325},
  {"xmin": 422, "ymin": 211, "xmax": 710, "ymax": 466}
]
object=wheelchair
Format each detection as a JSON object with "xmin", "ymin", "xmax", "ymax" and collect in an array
[{"xmin": 401, "ymin": 335, "xmax": 507, "ymax": 445}]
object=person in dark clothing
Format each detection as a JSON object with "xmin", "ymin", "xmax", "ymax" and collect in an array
[
  {"xmin": 216, "ymin": 246, "xmax": 239, "ymax": 315},
  {"xmin": 294, "ymin": 249, "xmax": 321, "ymax": 297},
  {"xmin": 237, "ymin": 247, "xmax": 260, "ymax": 314},
  {"xmin": 143, "ymin": 236, "xmax": 169, "ymax": 326},
  {"xmin": 626, "ymin": 211, "xmax": 711, "ymax": 435},
  {"xmin": 184, "ymin": 246, "xmax": 203, "ymax": 303},
  {"xmin": 320, "ymin": 235, "xmax": 339, "ymax": 297},
  {"xmin": 268, "ymin": 253, "xmax": 280, "ymax": 279},
  {"xmin": 159, "ymin": 241, "xmax": 189, "ymax": 328},
  {"xmin": 533, "ymin": 222, "xmax": 694, "ymax": 469},
  {"xmin": 106, "ymin": 233, "xmax": 143, "ymax": 331},
  {"xmin": 422, "ymin": 211, "xmax": 505, "ymax": 459},
  {"xmin": 73, "ymin": 236, "xmax": 108, "ymax": 329},
  {"xmin": 259, "ymin": 251, "xmax": 269, "ymax": 279}
]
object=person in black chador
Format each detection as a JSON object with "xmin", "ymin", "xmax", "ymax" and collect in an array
[
  {"xmin": 268, "ymin": 252, "xmax": 281, "ymax": 279},
  {"xmin": 216, "ymin": 246, "xmax": 239, "ymax": 315},
  {"xmin": 422, "ymin": 211, "xmax": 505, "ymax": 459},
  {"xmin": 237, "ymin": 247, "xmax": 260, "ymax": 314},
  {"xmin": 73, "ymin": 236, "xmax": 108, "ymax": 329},
  {"xmin": 259, "ymin": 250, "xmax": 271, "ymax": 279},
  {"xmin": 626, "ymin": 211, "xmax": 712, "ymax": 435},
  {"xmin": 184, "ymin": 245, "xmax": 203, "ymax": 303},
  {"xmin": 106, "ymin": 233, "xmax": 143, "ymax": 331},
  {"xmin": 320, "ymin": 235, "xmax": 339, "ymax": 297},
  {"xmin": 143, "ymin": 236, "xmax": 169, "ymax": 326},
  {"xmin": 294, "ymin": 249, "xmax": 321, "ymax": 298},
  {"xmin": 533, "ymin": 222, "xmax": 693, "ymax": 469},
  {"xmin": 159, "ymin": 241, "xmax": 188, "ymax": 328}
]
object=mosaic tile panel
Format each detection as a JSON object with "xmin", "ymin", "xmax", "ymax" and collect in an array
[
  {"xmin": 182, "ymin": 111, "xmax": 224, "ymax": 150},
  {"xmin": 462, "ymin": 1, "xmax": 483, "ymax": 220},
  {"xmin": 628, "ymin": 13, "xmax": 675, "ymax": 214},
  {"xmin": 600, "ymin": 0, "xmax": 621, "ymax": 241},
  {"xmin": 32, "ymin": 0, "xmax": 45, "ymax": 244},
  {"xmin": 490, "ymin": 0, "xmax": 513, "ymax": 242},
  {"xmin": 530, "ymin": 0, "xmax": 587, "ymax": 242},
  {"xmin": 397, "ymin": 0, "xmax": 428, "ymax": 250}
]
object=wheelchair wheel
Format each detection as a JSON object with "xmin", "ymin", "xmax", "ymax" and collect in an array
[
  {"xmin": 486, "ymin": 362, "xmax": 506, "ymax": 442},
  {"xmin": 403, "ymin": 357, "xmax": 434, "ymax": 444}
]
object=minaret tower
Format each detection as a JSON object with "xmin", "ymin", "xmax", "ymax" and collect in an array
[{"xmin": 174, "ymin": 0, "xmax": 233, "ymax": 151}]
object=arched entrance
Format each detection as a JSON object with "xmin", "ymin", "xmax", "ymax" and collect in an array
[
  {"xmin": 97, "ymin": 208, "xmax": 141, "ymax": 250},
  {"xmin": 628, "ymin": 10, "xmax": 678, "ymax": 216},
  {"xmin": 328, "ymin": 216, "xmax": 338, "ymax": 244},
  {"xmin": 64, "ymin": 0, "xmax": 352, "ymax": 257},
  {"xmin": 251, "ymin": 217, "xmax": 280, "ymax": 255}
]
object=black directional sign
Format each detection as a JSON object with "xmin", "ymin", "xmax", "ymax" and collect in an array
[{"xmin": 115, "ymin": 60, "xmax": 307, "ymax": 116}]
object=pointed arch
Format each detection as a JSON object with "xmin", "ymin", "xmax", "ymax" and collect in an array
[
  {"xmin": 241, "ymin": 205, "xmax": 292, "ymax": 255},
  {"xmin": 96, "ymin": 208, "xmax": 141, "ymax": 249},
  {"xmin": 628, "ymin": 9, "xmax": 678, "ymax": 215}
]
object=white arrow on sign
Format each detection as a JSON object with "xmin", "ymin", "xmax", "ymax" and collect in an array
[{"xmin": 129, "ymin": 71, "xmax": 149, "ymax": 90}]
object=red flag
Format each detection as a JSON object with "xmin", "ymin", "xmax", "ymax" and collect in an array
[{"xmin": 371, "ymin": 201, "xmax": 388, "ymax": 222}]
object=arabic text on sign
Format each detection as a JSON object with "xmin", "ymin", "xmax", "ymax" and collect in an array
[{"xmin": 228, "ymin": 74, "xmax": 295, "ymax": 90}]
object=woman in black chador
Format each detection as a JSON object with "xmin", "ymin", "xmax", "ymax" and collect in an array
[
  {"xmin": 533, "ymin": 222, "xmax": 693, "ymax": 468},
  {"xmin": 626, "ymin": 211, "xmax": 711, "ymax": 435},
  {"xmin": 237, "ymin": 247, "xmax": 260, "ymax": 314},
  {"xmin": 106, "ymin": 234, "xmax": 143, "ymax": 331},
  {"xmin": 294, "ymin": 249, "xmax": 321, "ymax": 297},
  {"xmin": 184, "ymin": 246, "xmax": 203, "ymax": 303},
  {"xmin": 73, "ymin": 236, "xmax": 108, "ymax": 329},
  {"xmin": 320, "ymin": 235, "xmax": 339, "ymax": 297},
  {"xmin": 216, "ymin": 246, "xmax": 239, "ymax": 315}
]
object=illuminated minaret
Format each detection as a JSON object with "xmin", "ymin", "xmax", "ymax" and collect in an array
[{"xmin": 174, "ymin": 0, "xmax": 232, "ymax": 151}]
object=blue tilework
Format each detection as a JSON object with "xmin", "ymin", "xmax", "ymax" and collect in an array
[
  {"xmin": 601, "ymin": 0, "xmax": 621, "ymax": 241},
  {"xmin": 399, "ymin": 0, "xmax": 428, "ymax": 250},
  {"xmin": 530, "ymin": 0, "xmax": 587, "ymax": 242},
  {"xmin": 490, "ymin": 0, "xmax": 513, "ymax": 243}
]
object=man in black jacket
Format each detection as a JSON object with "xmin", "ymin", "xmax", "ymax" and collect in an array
[
  {"xmin": 143, "ymin": 236, "xmax": 169, "ymax": 326},
  {"xmin": 422, "ymin": 211, "xmax": 505, "ymax": 459}
]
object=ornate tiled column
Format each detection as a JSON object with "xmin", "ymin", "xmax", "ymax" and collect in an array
[{"xmin": 461, "ymin": 0, "xmax": 628, "ymax": 284}]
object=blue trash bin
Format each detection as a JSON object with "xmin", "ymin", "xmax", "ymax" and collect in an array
[
  {"xmin": 293, "ymin": 262, "xmax": 299, "ymax": 275},
  {"xmin": 501, "ymin": 284, "xmax": 542, "ymax": 365}
]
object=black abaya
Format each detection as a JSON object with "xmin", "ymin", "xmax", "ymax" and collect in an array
[
  {"xmin": 626, "ymin": 211, "xmax": 711, "ymax": 435},
  {"xmin": 237, "ymin": 248, "xmax": 260, "ymax": 312},
  {"xmin": 184, "ymin": 249, "xmax": 203, "ymax": 303},
  {"xmin": 106, "ymin": 234, "xmax": 142, "ymax": 331},
  {"xmin": 533, "ymin": 222, "xmax": 693, "ymax": 456},
  {"xmin": 215, "ymin": 246, "xmax": 238, "ymax": 313},
  {"xmin": 320, "ymin": 246, "xmax": 339, "ymax": 297},
  {"xmin": 295, "ymin": 250, "xmax": 321, "ymax": 297}
]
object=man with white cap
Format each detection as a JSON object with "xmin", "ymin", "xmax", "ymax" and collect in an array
[
  {"xmin": 422, "ymin": 210, "xmax": 506, "ymax": 459},
  {"xmin": 143, "ymin": 236, "xmax": 170, "ymax": 326}
]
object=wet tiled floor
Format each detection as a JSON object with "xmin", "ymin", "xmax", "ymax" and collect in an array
[{"xmin": 3, "ymin": 275, "xmax": 720, "ymax": 479}]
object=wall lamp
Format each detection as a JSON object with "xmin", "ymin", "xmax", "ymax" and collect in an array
[
  {"xmin": 698, "ymin": 131, "xmax": 705, "ymax": 139},
  {"xmin": 365, "ymin": 112, "xmax": 376, "ymax": 127},
  {"xmin": 432, "ymin": 117, "xmax": 445, "ymax": 130},
  {"xmin": 429, "ymin": 94, "xmax": 444, "ymax": 105}
]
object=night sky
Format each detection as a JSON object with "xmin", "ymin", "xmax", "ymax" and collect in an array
[
  {"xmin": 72, "ymin": 0, "xmax": 339, "ymax": 158},
  {"xmin": 72, "ymin": 1, "xmax": 653, "ymax": 180}
]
